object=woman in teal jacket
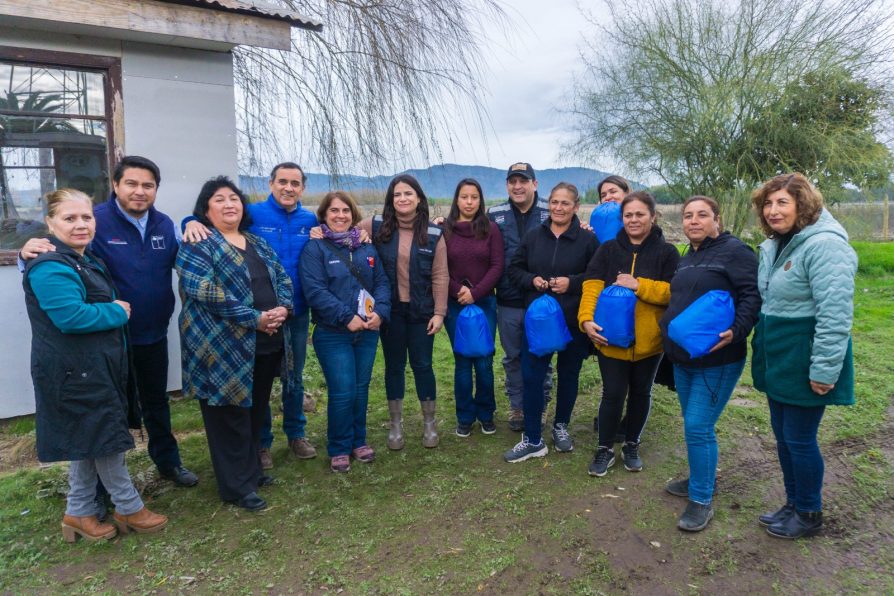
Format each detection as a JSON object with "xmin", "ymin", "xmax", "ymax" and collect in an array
[{"xmin": 750, "ymin": 173, "xmax": 857, "ymax": 539}]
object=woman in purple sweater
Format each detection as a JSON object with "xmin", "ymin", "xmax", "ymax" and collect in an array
[{"xmin": 443, "ymin": 178, "xmax": 505, "ymax": 436}]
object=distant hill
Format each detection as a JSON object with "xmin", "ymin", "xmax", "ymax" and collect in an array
[{"xmin": 240, "ymin": 163, "xmax": 628, "ymax": 202}]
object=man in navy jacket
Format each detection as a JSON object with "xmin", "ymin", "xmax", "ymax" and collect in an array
[
  {"xmin": 184, "ymin": 162, "xmax": 319, "ymax": 467},
  {"xmin": 21, "ymin": 155, "xmax": 198, "ymax": 489}
]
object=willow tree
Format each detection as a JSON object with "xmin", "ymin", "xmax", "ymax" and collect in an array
[
  {"xmin": 233, "ymin": 0, "xmax": 505, "ymax": 179},
  {"xmin": 569, "ymin": 0, "xmax": 894, "ymax": 233}
]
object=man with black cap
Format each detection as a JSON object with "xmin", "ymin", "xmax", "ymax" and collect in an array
[{"xmin": 487, "ymin": 162, "xmax": 553, "ymax": 431}]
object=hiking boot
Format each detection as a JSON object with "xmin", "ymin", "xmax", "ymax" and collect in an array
[
  {"xmin": 330, "ymin": 455, "xmax": 351, "ymax": 473},
  {"xmin": 767, "ymin": 510, "xmax": 822, "ymax": 539},
  {"xmin": 456, "ymin": 423, "xmax": 473, "ymax": 438},
  {"xmin": 387, "ymin": 399, "xmax": 405, "ymax": 450},
  {"xmin": 421, "ymin": 400, "xmax": 439, "ymax": 448},
  {"xmin": 621, "ymin": 441, "xmax": 643, "ymax": 472},
  {"xmin": 678, "ymin": 500, "xmax": 714, "ymax": 532},
  {"xmin": 588, "ymin": 447, "xmax": 615, "ymax": 477},
  {"xmin": 508, "ymin": 408, "xmax": 524, "ymax": 432},
  {"xmin": 259, "ymin": 448, "xmax": 273, "ymax": 470},
  {"xmin": 551, "ymin": 423, "xmax": 574, "ymax": 452},
  {"xmin": 289, "ymin": 438, "xmax": 317, "ymax": 459},
  {"xmin": 665, "ymin": 477, "xmax": 689, "ymax": 498},
  {"xmin": 61, "ymin": 514, "xmax": 117, "ymax": 543},
  {"xmin": 351, "ymin": 445, "xmax": 375, "ymax": 463},
  {"xmin": 481, "ymin": 420, "xmax": 496, "ymax": 435},
  {"xmin": 759, "ymin": 502, "xmax": 795, "ymax": 527},
  {"xmin": 503, "ymin": 435, "xmax": 548, "ymax": 463},
  {"xmin": 113, "ymin": 507, "xmax": 168, "ymax": 534}
]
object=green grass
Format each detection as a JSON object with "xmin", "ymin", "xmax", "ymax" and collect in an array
[{"xmin": 0, "ymin": 242, "xmax": 892, "ymax": 593}]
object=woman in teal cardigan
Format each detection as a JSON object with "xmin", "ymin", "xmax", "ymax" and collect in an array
[{"xmin": 750, "ymin": 173, "xmax": 857, "ymax": 539}]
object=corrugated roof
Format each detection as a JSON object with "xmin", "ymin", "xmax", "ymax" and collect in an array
[{"xmin": 154, "ymin": 0, "xmax": 322, "ymax": 31}]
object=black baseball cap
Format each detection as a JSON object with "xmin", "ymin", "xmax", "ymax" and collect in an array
[{"xmin": 506, "ymin": 162, "xmax": 536, "ymax": 181}]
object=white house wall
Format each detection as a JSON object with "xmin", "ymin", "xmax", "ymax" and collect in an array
[{"xmin": 0, "ymin": 28, "xmax": 239, "ymax": 418}]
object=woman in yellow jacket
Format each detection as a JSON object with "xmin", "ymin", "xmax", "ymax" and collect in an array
[{"xmin": 578, "ymin": 191, "xmax": 679, "ymax": 477}]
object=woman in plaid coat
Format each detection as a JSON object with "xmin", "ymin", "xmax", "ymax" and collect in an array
[{"xmin": 176, "ymin": 176, "xmax": 294, "ymax": 512}]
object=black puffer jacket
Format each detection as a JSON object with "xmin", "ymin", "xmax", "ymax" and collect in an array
[
  {"xmin": 508, "ymin": 216, "xmax": 599, "ymax": 335},
  {"xmin": 660, "ymin": 232, "xmax": 761, "ymax": 367}
]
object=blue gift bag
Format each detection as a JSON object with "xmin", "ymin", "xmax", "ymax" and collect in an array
[
  {"xmin": 454, "ymin": 304, "xmax": 495, "ymax": 358},
  {"xmin": 593, "ymin": 285, "xmax": 637, "ymax": 348},
  {"xmin": 668, "ymin": 290, "xmax": 735, "ymax": 358},
  {"xmin": 589, "ymin": 201, "xmax": 624, "ymax": 243},
  {"xmin": 525, "ymin": 294, "xmax": 572, "ymax": 356}
]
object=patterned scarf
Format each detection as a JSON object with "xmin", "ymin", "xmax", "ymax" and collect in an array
[{"xmin": 321, "ymin": 224, "xmax": 363, "ymax": 251}]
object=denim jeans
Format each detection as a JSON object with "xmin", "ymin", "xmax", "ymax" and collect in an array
[
  {"xmin": 768, "ymin": 398, "xmax": 826, "ymax": 511},
  {"xmin": 67, "ymin": 453, "xmax": 143, "ymax": 516},
  {"xmin": 520, "ymin": 332, "xmax": 589, "ymax": 444},
  {"xmin": 261, "ymin": 309, "xmax": 309, "ymax": 448},
  {"xmin": 445, "ymin": 296, "xmax": 497, "ymax": 425},
  {"xmin": 496, "ymin": 304, "xmax": 552, "ymax": 410},
  {"xmin": 312, "ymin": 327, "xmax": 379, "ymax": 457},
  {"xmin": 674, "ymin": 359, "xmax": 745, "ymax": 505},
  {"xmin": 380, "ymin": 302, "xmax": 436, "ymax": 402},
  {"xmin": 132, "ymin": 338, "xmax": 181, "ymax": 471},
  {"xmin": 595, "ymin": 353, "xmax": 662, "ymax": 447}
]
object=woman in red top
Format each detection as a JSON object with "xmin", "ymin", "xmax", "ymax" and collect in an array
[{"xmin": 442, "ymin": 179, "xmax": 504, "ymax": 436}]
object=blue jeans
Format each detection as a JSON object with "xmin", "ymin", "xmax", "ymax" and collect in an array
[
  {"xmin": 674, "ymin": 360, "xmax": 745, "ymax": 505},
  {"xmin": 261, "ymin": 310, "xmax": 309, "ymax": 448},
  {"xmin": 312, "ymin": 327, "xmax": 379, "ymax": 457},
  {"xmin": 67, "ymin": 453, "xmax": 143, "ymax": 516},
  {"xmin": 521, "ymin": 332, "xmax": 589, "ymax": 444},
  {"xmin": 768, "ymin": 398, "xmax": 826, "ymax": 511},
  {"xmin": 445, "ymin": 296, "xmax": 497, "ymax": 425},
  {"xmin": 380, "ymin": 302, "xmax": 436, "ymax": 402}
]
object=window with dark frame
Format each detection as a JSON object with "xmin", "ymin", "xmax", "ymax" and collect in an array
[{"xmin": 0, "ymin": 48, "xmax": 121, "ymax": 264}]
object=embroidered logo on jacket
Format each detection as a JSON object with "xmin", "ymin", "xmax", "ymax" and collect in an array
[{"xmin": 150, "ymin": 235, "xmax": 166, "ymax": 250}]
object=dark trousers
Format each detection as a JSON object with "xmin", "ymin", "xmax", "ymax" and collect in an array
[
  {"xmin": 132, "ymin": 339, "xmax": 181, "ymax": 471},
  {"xmin": 596, "ymin": 353, "xmax": 662, "ymax": 447},
  {"xmin": 520, "ymin": 333, "xmax": 590, "ymax": 444},
  {"xmin": 200, "ymin": 351, "xmax": 280, "ymax": 502},
  {"xmin": 381, "ymin": 302, "xmax": 437, "ymax": 401},
  {"xmin": 768, "ymin": 398, "xmax": 826, "ymax": 511}
]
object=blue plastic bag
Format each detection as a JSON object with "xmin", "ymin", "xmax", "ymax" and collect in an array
[
  {"xmin": 668, "ymin": 290, "xmax": 735, "ymax": 359},
  {"xmin": 593, "ymin": 285, "xmax": 637, "ymax": 348},
  {"xmin": 589, "ymin": 201, "xmax": 623, "ymax": 243},
  {"xmin": 525, "ymin": 294, "xmax": 572, "ymax": 356},
  {"xmin": 453, "ymin": 304, "xmax": 495, "ymax": 358}
]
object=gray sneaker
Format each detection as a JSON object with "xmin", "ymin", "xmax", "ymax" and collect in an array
[
  {"xmin": 665, "ymin": 477, "xmax": 689, "ymax": 498},
  {"xmin": 678, "ymin": 500, "xmax": 714, "ymax": 532},
  {"xmin": 588, "ymin": 447, "xmax": 615, "ymax": 477},
  {"xmin": 621, "ymin": 441, "xmax": 643, "ymax": 472},
  {"xmin": 503, "ymin": 436, "xmax": 548, "ymax": 463},
  {"xmin": 551, "ymin": 423, "xmax": 574, "ymax": 452}
]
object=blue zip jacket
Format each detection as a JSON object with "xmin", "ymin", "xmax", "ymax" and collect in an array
[
  {"xmin": 299, "ymin": 239, "xmax": 391, "ymax": 332},
  {"xmin": 92, "ymin": 195, "xmax": 178, "ymax": 345},
  {"xmin": 487, "ymin": 196, "xmax": 550, "ymax": 307}
]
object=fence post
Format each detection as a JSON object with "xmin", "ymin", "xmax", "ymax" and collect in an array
[{"xmin": 884, "ymin": 194, "xmax": 890, "ymax": 241}]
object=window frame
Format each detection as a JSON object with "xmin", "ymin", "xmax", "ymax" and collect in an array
[{"xmin": 0, "ymin": 46, "xmax": 123, "ymax": 265}]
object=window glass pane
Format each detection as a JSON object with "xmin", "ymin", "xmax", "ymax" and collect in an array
[{"xmin": 0, "ymin": 62, "xmax": 106, "ymax": 117}]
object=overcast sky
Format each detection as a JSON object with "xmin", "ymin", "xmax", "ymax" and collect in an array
[{"xmin": 431, "ymin": 0, "xmax": 610, "ymax": 172}]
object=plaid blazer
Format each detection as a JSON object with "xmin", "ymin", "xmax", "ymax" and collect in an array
[{"xmin": 176, "ymin": 230, "xmax": 294, "ymax": 407}]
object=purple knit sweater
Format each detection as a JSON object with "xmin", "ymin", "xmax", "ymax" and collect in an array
[{"xmin": 445, "ymin": 221, "xmax": 504, "ymax": 301}]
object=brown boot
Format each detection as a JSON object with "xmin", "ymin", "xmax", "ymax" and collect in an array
[
  {"xmin": 421, "ymin": 400, "xmax": 439, "ymax": 448},
  {"xmin": 61, "ymin": 514, "xmax": 117, "ymax": 543},
  {"xmin": 113, "ymin": 507, "xmax": 168, "ymax": 534}
]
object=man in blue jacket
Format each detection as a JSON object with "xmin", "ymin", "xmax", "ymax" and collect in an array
[
  {"xmin": 487, "ymin": 163, "xmax": 553, "ymax": 432},
  {"xmin": 21, "ymin": 155, "xmax": 198, "ymax": 489},
  {"xmin": 184, "ymin": 162, "xmax": 318, "ymax": 467}
]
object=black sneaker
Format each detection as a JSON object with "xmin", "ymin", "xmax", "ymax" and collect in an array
[
  {"xmin": 456, "ymin": 423, "xmax": 473, "ymax": 438},
  {"xmin": 665, "ymin": 477, "xmax": 689, "ymax": 498},
  {"xmin": 160, "ymin": 465, "xmax": 199, "ymax": 487},
  {"xmin": 678, "ymin": 500, "xmax": 714, "ymax": 532},
  {"xmin": 480, "ymin": 420, "xmax": 496, "ymax": 435},
  {"xmin": 621, "ymin": 442, "xmax": 643, "ymax": 472},
  {"xmin": 759, "ymin": 503, "xmax": 795, "ymax": 527},
  {"xmin": 588, "ymin": 447, "xmax": 615, "ymax": 477},
  {"xmin": 766, "ymin": 510, "xmax": 822, "ymax": 539}
]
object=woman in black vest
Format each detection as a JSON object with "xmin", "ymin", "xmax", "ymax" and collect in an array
[
  {"xmin": 356, "ymin": 174, "xmax": 448, "ymax": 449},
  {"xmin": 23, "ymin": 189, "xmax": 167, "ymax": 543}
]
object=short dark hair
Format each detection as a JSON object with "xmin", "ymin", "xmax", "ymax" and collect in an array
[
  {"xmin": 113, "ymin": 155, "xmax": 161, "ymax": 186},
  {"xmin": 597, "ymin": 175, "xmax": 630, "ymax": 198},
  {"xmin": 317, "ymin": 190, "xmax": 362, "ymax": 226},
  {"xmin": 621, "ymin": 190, "xmax": 657, "ymax": 217},
  {"xmin": 269, "ymin": 162, "xmax": 307, "ymax": 184},
  {"xmin": 192, "ymin": 176, "xmax": 253, "ymax": 232},
  {"xmin": 682, "ymin": 195, "xmax": 723, "ymax": 232}
]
